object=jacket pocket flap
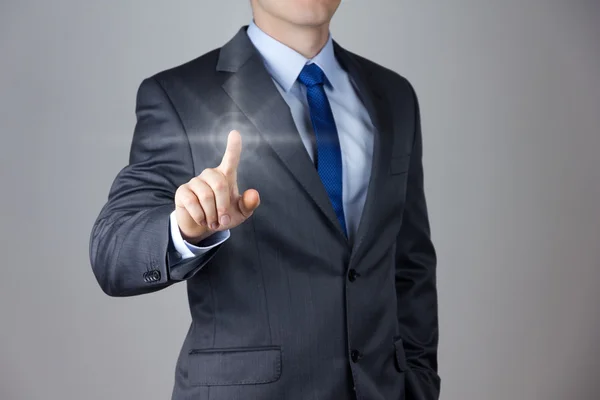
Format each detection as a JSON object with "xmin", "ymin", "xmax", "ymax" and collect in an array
[{"xmin": 188, "ymin": 345, "xmax": 282, "ymax": 386}]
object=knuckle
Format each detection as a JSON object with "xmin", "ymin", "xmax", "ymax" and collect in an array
[
  {"xmin": 176, "ymin": 183, "xmax": 190, "ymax": 195},
  {"xmin": 199, "ymin": 168, "xmax": 215, "ymax": 177},
  {"xmin": 191, "ymin": 212, "xmax": 204, "ymax": 223},
  {"xmin": 191, "ymin": 177, "xmax": 208, "ymax": 189},
  {"xmin": 199, "ymin": 190, "xmax": 214, "ymax": 202},
  {"xmin": 176, "ymin": 189, "xmax": 192, "ymax": 202},
  {"xmin": 181, "ymin": 195, "xmax": 196, "ymax": 207},
  {"xmin": 213, "ymin": 180, "xmax": 228, "ymax": 192}
]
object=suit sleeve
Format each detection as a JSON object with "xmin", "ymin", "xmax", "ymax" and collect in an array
[
  {"xmin": 395, "ymin": 83, "xmax": 441, "ymax": 399},
  {"xmin": 89, "ymin": 77, "xmax": 222, "ymax": 297}
]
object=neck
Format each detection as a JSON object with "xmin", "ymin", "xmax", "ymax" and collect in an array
[{"xmin": 252, "ymin": 16, "xmax": 330, "ymax": 59}]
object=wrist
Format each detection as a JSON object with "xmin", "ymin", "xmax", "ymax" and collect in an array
[{"xmin": 181, "ymin": 229, "xmax": 213, "ymax": 245}]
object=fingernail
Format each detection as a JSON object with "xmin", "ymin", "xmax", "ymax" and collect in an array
[
  {"xmin": 200, "ymin": 220, "xmax": 207, "ymax": 227},
  {"xmin": 210, "ymin": 222, "xmax": 219, "ymax": 230},
  {"xmin": 220, "ymin": 215, "xmax": 230, "ymax": 226}
]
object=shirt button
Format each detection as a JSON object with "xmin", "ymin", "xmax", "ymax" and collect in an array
[
  {"xmin": 351, "ymin": 349, "xmax": 362, "ymax": 363},
  {"xmin": 348, "ymin": 269, "xmax": 360, "ymax": 282}
]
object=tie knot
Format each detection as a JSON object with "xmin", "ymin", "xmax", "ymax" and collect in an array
[{"xmin": 298, "ymin": 63, "xmax": 325, "ymax": 87}]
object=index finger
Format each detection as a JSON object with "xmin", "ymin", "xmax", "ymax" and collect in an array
[{"xmin": 219, "ymin": 130, "xmax": 242, "ymax": 176}]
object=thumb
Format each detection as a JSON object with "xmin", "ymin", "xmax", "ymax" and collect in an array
[{"xmin": 238, "ymin": 189, "xmax": 260, "ymax": 218}]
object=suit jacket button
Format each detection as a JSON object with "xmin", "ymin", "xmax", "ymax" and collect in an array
[
  {"xmin": 351, "ymin": 349, "xmax": 362, "ymax": 363},
  {"xmin": 348, "ymin": 269, "xmax": 360, "ymax": 282}
]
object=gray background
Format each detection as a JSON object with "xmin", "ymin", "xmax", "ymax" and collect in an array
[{"xmin": 1, "ymin": 0, "xmax": 599, "ymax": 399}]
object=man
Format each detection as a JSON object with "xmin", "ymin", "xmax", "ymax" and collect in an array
[{"xmin": 89, "ymin": 0, "xmax": 440, "ymax": 399}]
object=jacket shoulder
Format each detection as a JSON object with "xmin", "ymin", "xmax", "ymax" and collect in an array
[
  {"xmin": 348, "ymin": 51, "xmax": 416, "ymax": 96},
  {"xmin": 143, "ymin": 47, "xmax": 223, "ymax": 89}
]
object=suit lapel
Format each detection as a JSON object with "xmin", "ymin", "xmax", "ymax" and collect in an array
[
  {"xmin": 333, "ymin": 43, "xmax": 395, "ymax": 263},
  {"xmin": 218, "ymin": 28, "xmax": 349, "ymax": 243},
  {"xmin": 216, "ymin": 28, "xmax": 394, "ymax": 256}
]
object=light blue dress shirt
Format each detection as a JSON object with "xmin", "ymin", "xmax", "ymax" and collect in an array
[{"xmin": 169, "ymin": 21, "xmax": 376, "ymax": 258}]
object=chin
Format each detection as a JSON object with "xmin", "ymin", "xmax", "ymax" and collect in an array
[
  {"xmin": 255, "ymin": 0, "xmax": 339, "ymax": 28},
  {"xmin": 294, "ymin": 17, "xmax": 331, "ymax": 28},
  {"xmin": 288, "ymin": 8, "xmax": 333, "ymax": 27}
]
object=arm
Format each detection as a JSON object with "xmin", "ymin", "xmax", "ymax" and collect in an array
[
  {"xmin": 89, "ymin": 77, "xmax": 224, "ymax": 297},
  {"xmin": 395, "ymin": 85, "xmax": 440, "ymax": 399}
]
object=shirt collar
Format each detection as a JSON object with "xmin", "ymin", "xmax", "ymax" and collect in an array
[{"xmin": 246, "ymin": 20, "xmax": 343, "ymax": 92}]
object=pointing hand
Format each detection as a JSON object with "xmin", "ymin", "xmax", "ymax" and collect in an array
[{"xmin": 174, "ymin": 130, "xmax": 260, "ymax": 243}]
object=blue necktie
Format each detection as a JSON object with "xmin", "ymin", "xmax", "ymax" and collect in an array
[{"xmin": 297, "ymin": 63, "xmax": 347, "ymax": 236}]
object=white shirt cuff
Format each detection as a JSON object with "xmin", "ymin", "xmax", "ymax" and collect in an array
[{"xmin": 169, "ymin": 210, "xmax": 231, "ymax": 260}]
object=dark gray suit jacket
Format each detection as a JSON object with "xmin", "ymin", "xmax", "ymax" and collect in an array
[{"xmin": 90, "ymin": 26, "xmax": 439, "ymax": 400}]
